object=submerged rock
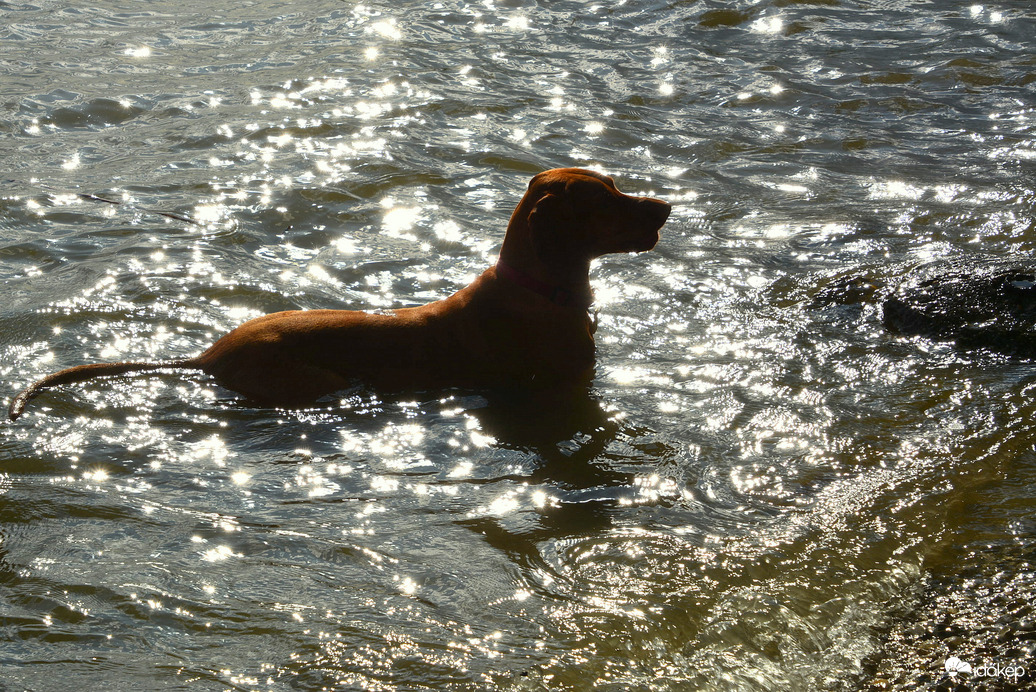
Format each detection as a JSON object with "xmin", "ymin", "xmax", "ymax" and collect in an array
[
  {"xmin": 881, "ymin": 261, "xmax": 1036, "ymax": 357},
  {"xmin": 810, "ymin": 275, "xmax": 882, "ymax": 309}
]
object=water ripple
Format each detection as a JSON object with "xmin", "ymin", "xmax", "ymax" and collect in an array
[{"xmin": 2, "ymin": 0, "xmax": 1036, "ymax": 689}]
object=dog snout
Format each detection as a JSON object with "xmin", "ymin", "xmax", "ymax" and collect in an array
[{"xmin": 638, "ymin": 197, "xmax": 671, "ymax": 229}]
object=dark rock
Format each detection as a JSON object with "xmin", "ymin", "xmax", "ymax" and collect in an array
[
  {"xmin": 881, "ymin": 260, "xmax": 1036, "ymax": 357},
  {"xmin": 810, "ymin": 275, "xmax": 882, "ymax": 308}
]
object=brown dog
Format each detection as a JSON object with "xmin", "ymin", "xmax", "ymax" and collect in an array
[{"xmin": 8, "ymin": 168, "xmax": 670, "ymax": 420}]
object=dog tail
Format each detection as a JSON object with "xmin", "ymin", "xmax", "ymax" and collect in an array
[{"xmin": 8, "ymin": 359, "xmax": 199, "ymax": 421}]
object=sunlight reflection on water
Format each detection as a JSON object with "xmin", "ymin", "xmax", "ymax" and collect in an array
[{"xmin": 1, "ymin": 0, "xmax": 1035, "ymax": 690}]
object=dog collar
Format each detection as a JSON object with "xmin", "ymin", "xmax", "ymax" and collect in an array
[{"xmin": 495, "ymin": 261, "xmax": 592, "ymax": 309}]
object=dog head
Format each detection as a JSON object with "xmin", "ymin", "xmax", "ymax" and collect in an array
[{"xmin": 508, "ymin": 168, "xmax": 670, "ymax": 270}]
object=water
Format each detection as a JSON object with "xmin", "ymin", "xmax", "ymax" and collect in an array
[{"xmin": 2, "ymin": 0, "xmax": 1035, "ymax": 689}]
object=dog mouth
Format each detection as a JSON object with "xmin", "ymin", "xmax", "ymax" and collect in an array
[
  {"xmin": 629, "ymin": 229, "xmax": 660, "ymax": 252},
  {"xmin": 627, "ymin": 198, "xmax": 670, "ymax": 252}
]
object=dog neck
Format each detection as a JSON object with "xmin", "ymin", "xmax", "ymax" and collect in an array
[{"xmin": 495, "ymin": 260, "xmax": 593, "ymax": 310}]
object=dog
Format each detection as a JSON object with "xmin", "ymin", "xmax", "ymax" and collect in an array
[{"xmin": 8, "ymin": 168, "xmax": 671, "ymax": 420}]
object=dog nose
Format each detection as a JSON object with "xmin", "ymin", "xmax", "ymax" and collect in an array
[{"xmin": 639, "ymin": 197, "xmax": 671, "ymax": 227}]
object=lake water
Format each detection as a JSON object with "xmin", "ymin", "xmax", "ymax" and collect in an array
[{"xmin": 2, "ymin": 1, "xmax": 1035, "ymax": 690}]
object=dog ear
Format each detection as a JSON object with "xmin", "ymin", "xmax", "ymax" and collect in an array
[{"xmin": 528, "ymin": 193, "xmax": 573, "ymax": 264}]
